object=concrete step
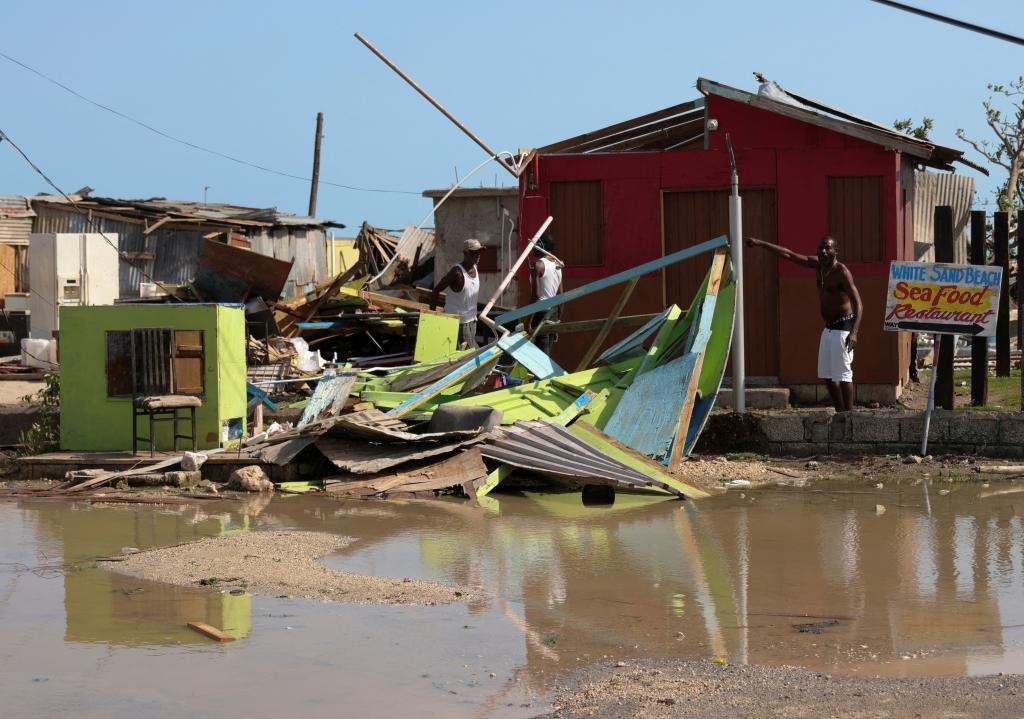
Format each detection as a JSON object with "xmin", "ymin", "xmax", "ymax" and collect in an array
[{"xmin": 715, "ymin": 387, "xmax": 790, "ymax": 410}]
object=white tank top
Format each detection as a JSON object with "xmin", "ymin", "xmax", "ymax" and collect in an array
[
  {"xmin": 444, "ymin": 263, "xmax": 480, "ymax": 322},
  {"xmin": 537, "ymin": 257, "xmax": 562, "ymax": 301}
]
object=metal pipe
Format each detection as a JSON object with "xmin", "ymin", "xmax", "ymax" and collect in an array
[
  {"xmin": 354, "ymin": 32, "xmax": 516, "ymax": 177},
  {"xmin": 477, "ymin": 216, "xmax": 553, "ymax": 338},
  {"xmin": 726, "ymin": 134, "xmax": 746, "ymax": 413}
]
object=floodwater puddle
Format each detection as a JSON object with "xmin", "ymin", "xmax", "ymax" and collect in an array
[{"xmin": 2, "ymin": 479, "xmax": 1024, "ymax": 717}]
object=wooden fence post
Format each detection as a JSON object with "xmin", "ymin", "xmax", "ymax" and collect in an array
[
  {"xmin": 970, "ymin": 210, "xmax": 989, "ymax": 406},
  {"xmin": 935, "ymin": 206, "xmax": 954, "ymax": 410},
  {"xmin": 995, "ymin": 212, "xmax": 1011, "ymax": 377}
]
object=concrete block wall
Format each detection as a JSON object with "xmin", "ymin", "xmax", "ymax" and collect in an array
[{"xmin": 700, "ymin": 409, "xmax": 1024, "ymax": 458}]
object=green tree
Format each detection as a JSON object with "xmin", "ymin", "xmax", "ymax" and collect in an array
[
  {"xmin": 956, "ymin": 77, "xmax": 1024, "ymax": 213},
  {"xmin": 894, "ymin": 117, "xmax": 934, "ymax": 140}
]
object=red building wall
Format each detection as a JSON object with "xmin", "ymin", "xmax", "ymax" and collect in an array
[{"xmin": 519, "ymin": 95, "xmax": 912, "ymax": 393}]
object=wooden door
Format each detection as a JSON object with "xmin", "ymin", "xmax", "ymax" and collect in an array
[{"xmin": 662, "ymin": 189, "xmax": 779, "ymax": 377}]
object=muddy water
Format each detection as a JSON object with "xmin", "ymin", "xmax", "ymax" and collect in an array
[{"xmin": 2, "ymin": 481, "xmax": 1024, "ymax": 717}]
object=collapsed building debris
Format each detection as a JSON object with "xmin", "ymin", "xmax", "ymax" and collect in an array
[{"xmin": 33, "ymin": 226, "xmax": 733, "ymax": 505}]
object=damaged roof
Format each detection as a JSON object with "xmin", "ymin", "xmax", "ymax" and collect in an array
[
  {"xmin": 28, "ymin": 194, "xmax": 345, "ymax": 229},
  {"xmin": 535, "ymin": 77, "xmax": 986, "ymax": 175}
]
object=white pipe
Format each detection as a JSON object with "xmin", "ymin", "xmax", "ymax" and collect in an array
[
  {"xmin": 477, "ymin": 216, "xmax": 553, "ymax": 338},
  {"xmin": 728, "ymin": 135, "xmax": 746, "ymax": 413}
]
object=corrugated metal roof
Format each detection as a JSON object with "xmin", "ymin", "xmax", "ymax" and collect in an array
[
  {"xmin": 29, "ymin": 195, "xmax": 344, "ymax": 230},
  {"xmin": 31, "ymin": 202, "xmax": 328, "ymax": 297},
  {"xmin": 0, "ymin": 196, "xmax": 35, "ymax": 246},
  {"xmin": 913, "ymin": 170, "xmax": 975, "ymax": 264}
]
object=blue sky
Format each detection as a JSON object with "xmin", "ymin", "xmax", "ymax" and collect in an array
[{"xmin": 1, "ymin": 1, "xmax": 1021, "ymax": 231}]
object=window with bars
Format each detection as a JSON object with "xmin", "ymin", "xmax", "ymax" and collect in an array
[{"xmin": 105, "ymin": 328, "xmax": 205, "ymax": 397}]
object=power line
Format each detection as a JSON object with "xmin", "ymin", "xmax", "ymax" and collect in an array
[
  {"xmin": 867, "ymin": 0, "xmax": 1024, "ymax": 46},
  {"xmin": 0, "ymin": 49, "xmax": 422, "ymax": 197}
]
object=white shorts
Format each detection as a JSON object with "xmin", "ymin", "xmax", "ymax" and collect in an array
[{"xmin": 818, "ymin": 328, "xmax": 853, "ymax": 382}]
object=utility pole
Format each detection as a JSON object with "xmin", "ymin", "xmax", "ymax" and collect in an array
[{"xmin": 308, "ymin": 112, "xmax": 324, "ymax": 217}]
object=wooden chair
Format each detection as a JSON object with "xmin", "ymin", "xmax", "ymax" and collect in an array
[{"xmin": 131, "ymin": 328, "xmax": 202, "ymax": 456}]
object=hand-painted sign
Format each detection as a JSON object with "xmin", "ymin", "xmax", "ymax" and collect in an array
[{"xmin": 884, "ymin": 261, "xmax": 1003, "ymax": 337}]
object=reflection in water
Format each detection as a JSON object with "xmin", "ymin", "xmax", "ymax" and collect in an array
[
  {"xmin": 4, "ymin": 480, "xmax": 1024, "ymax": 715},
  {"xmin": 27, "ymin": 501, "xmax": 255, "ymax": 644},
  {"xmin": 315, "ymin": 485, "xmax": 1024, "ymax": 682}
]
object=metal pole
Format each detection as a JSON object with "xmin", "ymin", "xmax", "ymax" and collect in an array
[
  {"xmin": 921, "ymin": 333, "xmax": 941, "ymax": 456},
  {"xmin": 308, "ymin": 112, "xmax": 324, "ymax": 217},
  {"xmin": 354, "ymin": 32, "xmax": 516, "ymax": 177},
  {"xmin": 726, "ymin": 134, "xmax": 745, "ymax": 413},
  {"xmin": 477, "ymin": 216, "xmax": 554, "ymax": 338}
]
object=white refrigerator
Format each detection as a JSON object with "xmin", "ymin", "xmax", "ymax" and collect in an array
[{"xmin": 28, "ymin": 232, "xmax": 120, "ymax": 339}]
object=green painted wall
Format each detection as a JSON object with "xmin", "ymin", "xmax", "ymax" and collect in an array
[
  {"xmin": 413, "ymin": 313, "xmax": 459, "ymax": 362},
  {"xmin": 59, "ymin": 304, "xmax": 247, "ymax": 451}
]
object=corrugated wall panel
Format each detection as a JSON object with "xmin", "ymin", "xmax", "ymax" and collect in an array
[
  {"xmin": 249, "ymin": 228, "xmax": 326, "ymax": 296},
  {"xmin": 913, "ymin": 171, "xmax": 975, "ymax": 263},
  {"xmin": 0, "ymin": 217, "xmax": 33, "ymax": 245}
]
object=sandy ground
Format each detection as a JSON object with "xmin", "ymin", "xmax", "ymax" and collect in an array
[
  {"xmin": 544, "ymin": 660, "xmax": 1024, "ymax": 719},
  {"xmin": 0, "ymin": 379, "xmax": 43, "ymax": 405},
  {"xmin": 111, "ymin": 530, "xmax": 473, "ymax": 605}
]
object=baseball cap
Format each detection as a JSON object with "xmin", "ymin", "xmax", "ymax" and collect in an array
[{"xmin": 463, "ymin": 238, "xmax": 483, "ymax": 251}]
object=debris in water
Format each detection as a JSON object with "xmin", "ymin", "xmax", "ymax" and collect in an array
[{"xmin": 793, "ymin": 619, "xmax": 839, "ymax": 634}]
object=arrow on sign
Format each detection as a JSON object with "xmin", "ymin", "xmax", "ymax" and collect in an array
[{"xmin": 893, "ymin": 321, "xmax": 985, "ymax": 335}]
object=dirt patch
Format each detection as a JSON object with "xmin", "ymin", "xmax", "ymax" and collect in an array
[
  {"xmin": 545, "ymin": 660, "xmax": 1024, "ymax": 718},
  {"xmin": 111, "ymin": 530, "xmax": 472, "ymax": 605}
]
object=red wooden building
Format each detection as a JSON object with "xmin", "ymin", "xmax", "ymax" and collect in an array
[{"xmin": 517, "ymin": 77, "xmax": 983, "ymax": 404}]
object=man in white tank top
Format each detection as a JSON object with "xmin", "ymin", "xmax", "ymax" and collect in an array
[
  {"xmin": 430, "ymin": 238, "xmax": 483, "ymax": 349},
  {"xmin": 525, "ymin": 234, "xmax": 563, "ymax": 355}
]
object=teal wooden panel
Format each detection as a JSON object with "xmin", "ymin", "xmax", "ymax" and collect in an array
[
  {"xmin": 602, "ymin": 353, "xmax": 697, "ymax": 460},
  {"xmin": 497, "ymin": 332, "xmax": 566, "ymax": 380}
]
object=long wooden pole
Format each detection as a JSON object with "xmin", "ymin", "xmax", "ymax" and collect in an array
[
  {"xmin": 995, "ymin": 211, "xmax": 1011, "ymax": 377},
  {"xmin": 934, "ymin": 206, "xmax": 954, "ymax": 410},
  {"xmin": 970, "ymin": 210, "xmax": 988, "ymax": 406},
  {"xmin": 308, "ymin": 112, "xmax": 324, "ymax": 217},
  {"xmin": 354, "ymin": 32, "xmax": 515, "ymax": 177}
]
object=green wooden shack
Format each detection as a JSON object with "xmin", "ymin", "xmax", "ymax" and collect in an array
[{"xmin": 59, "ymin": 304, "xmax": 246, "ymax": 451}]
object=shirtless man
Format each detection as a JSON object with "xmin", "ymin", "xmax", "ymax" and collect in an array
[{"xmin": 746, "ymin": 235, "xmax": 863, "ymax": 412}]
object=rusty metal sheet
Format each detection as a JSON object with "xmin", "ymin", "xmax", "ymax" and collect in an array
[
  {"xmin": 194, "ymin": 238, "xmax": 293, "ymax": 301},
  {"xmin": 315, "ymin": 434, "xmax": 486, "ymax": 474}
]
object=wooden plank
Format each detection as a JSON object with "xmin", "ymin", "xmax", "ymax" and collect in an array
[
  {"xmin": 498, "ymin": 332, "xmax": 566, "ymax": 380},
  {"xmin": 187, "ymin": 622, "xmax": 236, "ymax": 642},
  {"xmin": 668, "ymin": 250, "xmax": 727, "ymax": 471},
  {"xmin": 143, "ymin": 216, "xmax": 171, "ymax": 236},
  {"xmin": 325, "ymin": 449, "xmax": 487, "ymax": 495},
  {"xmin": 537, "ymin": 98, "xmax": 705, "ymax": 155},
  {"xmin": 386, "ymin": 344, "xmax": 504, "ymax": 418},
  {"xmin": 474, "ymin": 464, "xmax": 514, "ymax": 499},
  {"xmin": 595, "ymin": 309, "xmax": 671, "ymax": 365},
  {"xmin": 316, "ymin": 435, "xmax": 485, "ymax": 474},
  {"xmin": 534, "ymin": 313, "xmax": 657, "ymax": 335},
  {"xmin": 495, "ymin": 235, "xmax": 728, "ymax": 326},
  {"xmin": 576, "ymin": 278, "xmax": 638, "ymax": 371}
]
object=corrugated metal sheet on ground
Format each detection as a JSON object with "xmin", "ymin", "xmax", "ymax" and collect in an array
[
  {"xmin": 479, "ymin": 420, "xmax": 685, "ymax": 497},
  {"xmin": 913, "ymin": 171, "xmax": 975, "ymax": 263}
]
